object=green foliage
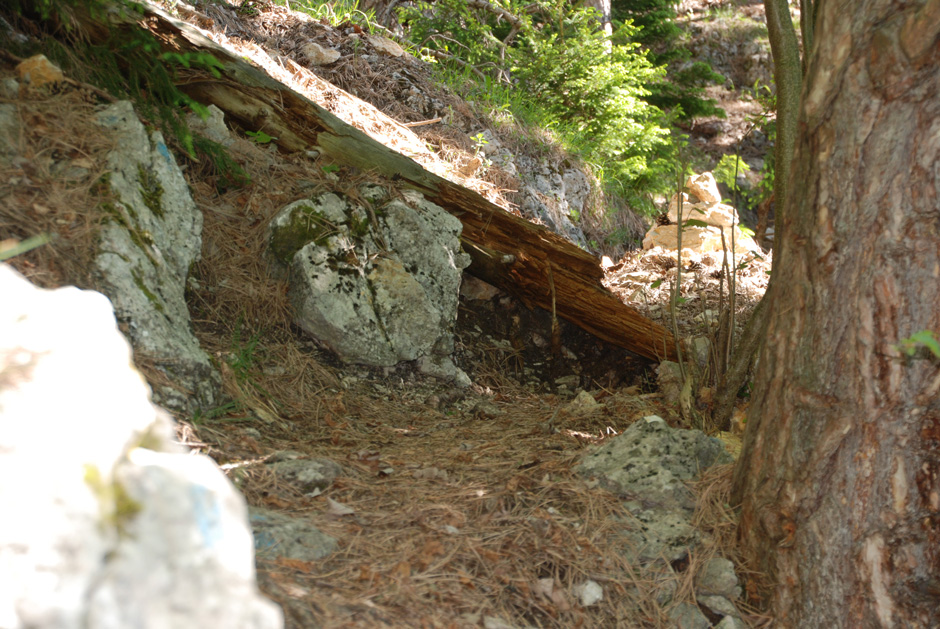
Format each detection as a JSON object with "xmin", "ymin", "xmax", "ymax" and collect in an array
[
  {"xmin": 747, "ymin": 81, "xmax": 777, "ymax": 205},
  {"xmin": 612, "ymin": 0, "xmax": 725, "ymax": 120},
  {"xmin": 896, "ymin": 331, "xmax": 940, "ymax": 360},
  {"xmin": 245, "ymin": 130, "xmax": 277, "ymax": 144},
  {"xmin": 713, "ymin": 153, "xmax": 750, "ymax": 195},
  {"xmin": 399, "ymin": 0, "xmax": 674, "ymax": 215},
  {"xmin": 229, "ymin": 318, "xmax": 264, "ymax": 383},
  {"xmin": 263, "ymin": 0, "xmax": 377, "ymax": 30},
  {"xmin": 399, "ymin": 0, "xmax": 502, "ymax": 66},
  {"xmin": 512, "ymin": 12, "xmax": 669, "ymax": 180}
]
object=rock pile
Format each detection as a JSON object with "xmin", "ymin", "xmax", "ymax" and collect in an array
[{"xmin": 643, "ymin": 172, "xmax": 760, "ymax": 256}]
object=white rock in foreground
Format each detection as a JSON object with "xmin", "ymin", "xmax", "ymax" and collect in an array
[{"xmin": 0, "ymin": 264, "xmax": 281, "ymax": 629}]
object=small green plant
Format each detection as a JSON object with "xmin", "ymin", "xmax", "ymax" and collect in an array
[
  {"xmin": 470, "ymin": 132, "xmax": 489, "ymax": 152},
  {"xmin": 714, "ymin": 153, "xmax": 751, "ymax": 197},
  {"xmin": 227, "ymin": 318, "xmax": 280, "ymax": 406},
  {"xmin": 245, "ymin": 130, "xmax": 277, "ymax": 144},
  {"xmin": 0, "ymin": 233, "xmax": 53, "ymax": 261},
  {"xmin": 321, "ymin": 164, "xmax": 341, "ymax": 174},
  {"xmin": 229, "ymin": 319, "xmax": 263, "ymax": 383},
  {"xmin": 896, "ymin": 330, "xmax": 940, "ymax": 359}
]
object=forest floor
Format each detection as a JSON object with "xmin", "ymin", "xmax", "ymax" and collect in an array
[{"xmin": 0, "ymin": 0, "xmax": 777, "ymax": 626}]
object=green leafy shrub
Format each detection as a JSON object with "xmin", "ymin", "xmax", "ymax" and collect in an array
[
  {"xmin": 398, "ymin": 0, "xmax": 674, "ymax": 215},
  {"xmin": 512, "ymin": 11, "xmax": 669, "ymax": 180},
  {"xmin": 613, "ymin": 0, "xmax": 725, "ymax": 120},
  {"xmin": 3, "ymin": 0, "xmax": 252, "ymax": 196}
]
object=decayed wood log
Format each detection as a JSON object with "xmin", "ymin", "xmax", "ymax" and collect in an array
[{"xmin": 92, "ymin": 5, "xmax": 678, "ymax": 361}]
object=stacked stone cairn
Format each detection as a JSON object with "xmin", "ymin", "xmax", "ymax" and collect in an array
[{"xmin": 643, "ymin": 172, "xmax": 760, "ymax": 256}]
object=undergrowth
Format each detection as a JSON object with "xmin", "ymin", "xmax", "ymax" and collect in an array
[
  {"xmin": 1, "ymin": 0, "xmax": 250, "ymax": 192},
  {"xmin": 397, "ymin": 0, "xmax": 677, "ymax": 217}
]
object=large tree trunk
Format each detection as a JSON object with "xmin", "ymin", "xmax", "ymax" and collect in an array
[{"xmin": 732, "ymin": 0, "xmax": 940, "ymax": 625}]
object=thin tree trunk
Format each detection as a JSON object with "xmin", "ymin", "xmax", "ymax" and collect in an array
[
  {"xmin": 732, "ymin": 0, "xmax": 940, "ymax": 624},
  {"xmin": 712, "ymin": 0, "xmax": 802, "ymax": 430}
]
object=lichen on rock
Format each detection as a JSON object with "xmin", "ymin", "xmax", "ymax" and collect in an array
[{"xmin": 269, "ymin": 188, "xmax": 471, "ymax": 380}]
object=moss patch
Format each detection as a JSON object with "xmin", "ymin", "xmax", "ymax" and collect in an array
[
  {"xmin": 137, "ymin": 164, "xmax": 165, "ymax": 218},
  {"xmin": 269, "ymin": 204, "xmax": 337, "ymax": 265},
  {"xmin": 131, "ymin": 267, "xmax": 165, "ymax": 313},
  {"xmin": 84, "ymin": 463, "xmax": 143, "ymax": 537}
]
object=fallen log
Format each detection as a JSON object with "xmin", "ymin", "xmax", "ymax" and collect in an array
[{"xmin": 83, "ymin": 4, "xmax": 679, "ymax": 361}]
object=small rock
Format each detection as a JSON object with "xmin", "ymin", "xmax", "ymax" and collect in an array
[
  {"xmin": 460, "ymin": 275, "xmax": 501, "ymax": 301},
  {"xmin": 187, "ymin": 104, "xmax": 233, "ymax": 147},
  {"xmin": 471, "ymin": 399, "xmax": 502, "ymax": 419},
  {"xmin": 417, "ymin": 354, "xmax": 471, "ymax": 386},
  {"xmin": 301, "ymin": 41, "xmax": 340, "ymax": 65},
  {"xmin": 0, "ymin": 77, "xmax": 18, "ymax": 99},
  {"xmin": 16, "ymin": 54, "xmax": 64, "ymax": 92},
  {"xmin": 267, "ymin": 450, "xmax": 306, "ymax": 462},
  {"xmin": 686, "ymin": 172, "xmax": 722, "ymax": 204},
  {"xmin": 697, "ymin": 594, "xmax": 741, "ymax": 619},
  {"xmin": 250, "ymin": 507, "xmax": 337, "ymax": 561},
  {"xmin": 266, "ymin": 457, "xmax": 343, "ymax": 494},
  {"xmin": 690, "ymin": 336, "xmax": 711, "ymax": 368},
  {"xmin": 715, "ymin": 614, "xmax": 749, "ymax": 629},
  {"xmin": 554, "ymin": 374, "xmax": 580, "ymax": 389},
  {"xmin": 695, "ymin": 557, "xmax": 742, "ymax": 600},
  {"xmin": 574, "ymin": 580, "xmax": 603, "ymax": 607},
  {"xmin": 667, "ymin": 601, "xmax": 711, "ymax": 629},
  {"xmin": 563, "ymin": 390, "xmax": 600, "ymax": 415},
  {"xmin": 240, "ymin": 427, "xmax": 263, "ymax": 441},
  {"xmin": 367, "ymin": 34, "xmax": 404, "ymax": 57}
]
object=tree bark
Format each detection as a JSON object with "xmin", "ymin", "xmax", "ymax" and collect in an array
[{"xmin": 732, "ymin": 0, "xmax": 940, "ymax": 625}]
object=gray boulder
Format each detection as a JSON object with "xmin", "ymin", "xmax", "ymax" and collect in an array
[
  {"xmin": 577, "ymin": 415, "xmax": 731, "ymax": 511},
  {"xmin": 94, "ymin": 100, "xmax": 220, "ymax": 414},
  {"xmin": 270, "ymin": 188, "xmax": 471, "ymax": 377},
  {"xmin": 0, "ymin": 264, "xmax": 281, "ymax": 629},
  {"xmin": 577, "ymin": 416, "xmax": 732, "ymax": 564}
]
